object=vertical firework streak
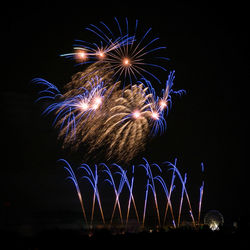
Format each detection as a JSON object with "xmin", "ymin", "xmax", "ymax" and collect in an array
[
  {"xmin": 198, "ymin": 162, "xmax": 205, "ymax": 225},
  {"xmin": 178, "ymin": 173, "xmax": 187, "ymax": 227},
  {"xmin": 139, "ymin": 158, "xmax": 161, "ymax": 227},
  {"xmin": 79, "ymin": 164, "xmax": 105, "ymax": 226},
  {"xmin": 125, "ymin": 165, "xmax": 135, "ymax": 227},
  {"xmin": 162, "ymin": 159, "xmax": 177, "ymax": 227},
  {"xmin": 59, "ymin": 159, "xmax": 88, "ymax": 228},
  {"xmin": 112, "ymin": 163, "xmax": 140, "ymax": 226},
  {"xmin": 154, "ymin": 175, "xmax": 176, "ymax": 228},
  {"xmin": 168, "ymin": 162, "xmax": 196, "ymax": 227},
  {"xmin": 101, "ymin": 163, "xmax": 124, "ymax": 225}
]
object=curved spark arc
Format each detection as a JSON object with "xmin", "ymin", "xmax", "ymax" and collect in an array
[
  {"xmin": 125, "ymin": 165, "xmax": 136, "ymax": 227},
  {"xmin": 112, "ymin": 163, "xmax": 140, "ymax": 225},
  {"xmin": 107, "ymin": 164, "xmax": 127, "ymax": 225},
  {"xmin": 178, "ymin": 172, "xmax": 187, "ymax": 227},
  {"xmin": 94, "ymin": 83, "xmax": 153, "ymax": 162},
  {"xmin": 166, "ymin": 160, "xmax": 196, "ymax": 227},
  {"xmin": 139, "ymin": 158, "xmax": 162, "ymax": 227},
  {"xmin": 79, "ymin": 164, "xmax": 105, "ymax": 226},
  {"xmin": 39, "ymin": 75, "xmax": 115, "ymax": 153},
  {"xmin": 100, "ymin": 163, "xmax": 124, "ymax": 225},
  {"xmin": 58, "ymin": 159, "xmax": 88, "ymax": 228},
  {"xmin": 161, "ymin": 159, "xmax": 177, "ymax": 226},
  {"xmin": 137, "ymin": 71, "xmax": 182, "ymax": 137},
  {"xmin": 198, "ymin": 162, "xmax": 205, "ymax": 225},
  {"xmin": 154, "ymin": 175, "xmax": 176, "ymax": 228},
  {"xmin": 32, "ymin": 78, "xmax": 62, "ymax": 102}
]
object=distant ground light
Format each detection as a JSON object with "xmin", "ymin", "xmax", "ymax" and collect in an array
[{"xmin": 204, "ymin": 210, "xmax": 224, "ymax": 231}]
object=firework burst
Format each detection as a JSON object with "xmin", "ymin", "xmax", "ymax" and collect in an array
[
  {"xmin": 91, "ymin": 84, "xmax": 153, "ymax": 162},
  {"xmin": 61, "ymin": 17, "xmax": 169, "ymax": 85},
  {"xmin": 33, "ymin": 18, "xmax": 185, "ymax": 163},
  {"xmin": 34, "ymin": 69, "xmax": 183, "ymax": 162}
]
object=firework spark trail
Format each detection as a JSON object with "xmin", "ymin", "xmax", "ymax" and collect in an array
[
  {"xmin": 112, "ymin": 163, "xmax": 140, "ymax": 225},
  {"xmin": 168, "ymin": 162, "xmax": 196, "ymax": 227},
  {"xmin": 63, "ymin": 62, "xmax": 115, "ymax": 95},
  {"xmin": 139, "ymin": 158, "xmax": 162, "ymax": 227},
  {"xmin": 178, "ymin": 173, "xmax": 187, "ymax": 227},
  {"xmin": 162, "ymin": 159, "xmax": 176, "ymax": 226},
  {"xmin": 124, "ymin": 165, "xmax": 139, "ymax": 227},
  {"xmin": 59, "ymin": 159, "xmax": 88, "ymax": 228},
  {"xmin": 79, "ymin": 164, "xmax": 105, "ymax": 226},
  {"xmin": 32, "ymin": 78, "xmax": 62, "ymax": 102},
  {"xmin": 101, "ymin": 163, "xmax": 124, "ymax": 225},
  {"xmin": 154, "ymin": 175, "xmax": 176, "ymax": 228},
  {"xmin": 198, "ymin": 162, "xmax": 205, "ymax": 225}
]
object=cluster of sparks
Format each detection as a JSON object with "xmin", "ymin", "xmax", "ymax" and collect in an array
[{"xmin": 33, "ymin": 18, "xmax": 185, "ymax": 163}]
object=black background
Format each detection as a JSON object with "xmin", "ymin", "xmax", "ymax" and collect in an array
[{"xmin": 1, "ymin": 2, "xmax": 249, "ymax": 230}]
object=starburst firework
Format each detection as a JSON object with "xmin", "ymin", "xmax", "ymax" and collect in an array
[{"xmin": 61, "ymin": 18, "xmax": 169, "ymax": 85}]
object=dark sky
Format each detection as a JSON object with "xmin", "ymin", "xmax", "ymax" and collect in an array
[{"xmin": 1, "ymin": 2, "xmax": 249, "ymax": 229}]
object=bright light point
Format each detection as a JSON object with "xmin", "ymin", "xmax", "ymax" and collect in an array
[
  {"xmin": 159, "ymin": 100, "xmax": 167, "ymax": 110},
  {"xmin": 79, "ymin": 52, "xmax": 85, "ymax": 58},
  {"xmin": 123, "ymin": 58, "xmax": 130, "ymax": 66},
  {"xmin": 93, "ymin": 96, "xmax": 102, "ymax": 105},
  {"xmin": 92, "ymin": 96, "xmax": 102, "ymax": 110},
  {"xmin": 151, "ymin": 111, "xmax": 159, "ymax": 120},
  {"xmin": 75, "ymin": 50, "xmax": 87, "ymax": 60},
  {"xmin": 97, "ymin": 51, "xmax": 105, "ymax": 59},
  {"xmin": 132, "ymin": 110, "xmax": 141, "ymax": 119},
  {"xmin": 78, "ymin": 101, "xmax": 89, "ymax": 111},
  {"xmin": 209, "ymin": 221, "xmax": 219, "ymax": 231}
]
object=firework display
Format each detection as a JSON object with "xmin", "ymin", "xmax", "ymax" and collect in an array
[
  {"xmin": 59, "ymin": 158, "xmax": 205, "ymax": 229},
  {"xmin": 30, "ymin": 18, "xmax": 210, "ymax": 231},
  {"xmin": 33, "ymin": 18, "xmax": 185, "ymax": 162}
]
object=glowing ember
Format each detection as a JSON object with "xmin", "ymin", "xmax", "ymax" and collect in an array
[{"xmin": 132, "ymin": 110, "xmax": 141, "ymax": 119}]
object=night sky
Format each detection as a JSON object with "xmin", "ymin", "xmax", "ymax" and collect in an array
[{"xmin": 1, "ymin": 2, "xmax": 248, "ymax": 230}]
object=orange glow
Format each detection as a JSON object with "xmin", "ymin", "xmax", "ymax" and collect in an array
[
  {"xmin": 75, "ymin": 50, "xmax": 87, "ymax": 61},
  {"xmin": 132, "ymin": 110, "xmax": 141, "ymax": 119},
  {"xmin": 123, "ymin": 58, "xmax": 130, "ymax": 66},
  {"xmin": 78, "ymin": 101, "xmax": 89, "ymax": 111},
  {"xmin": 97, "ymin": 51, "xmax": 105, "ymax": 59},
  {"xmin": 92, "ymin": 96, "xmax": 102, "ymax": 110},
  {"xmin": 159, "ymin": 100, "xmax": 167, "ymax": 110}
]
